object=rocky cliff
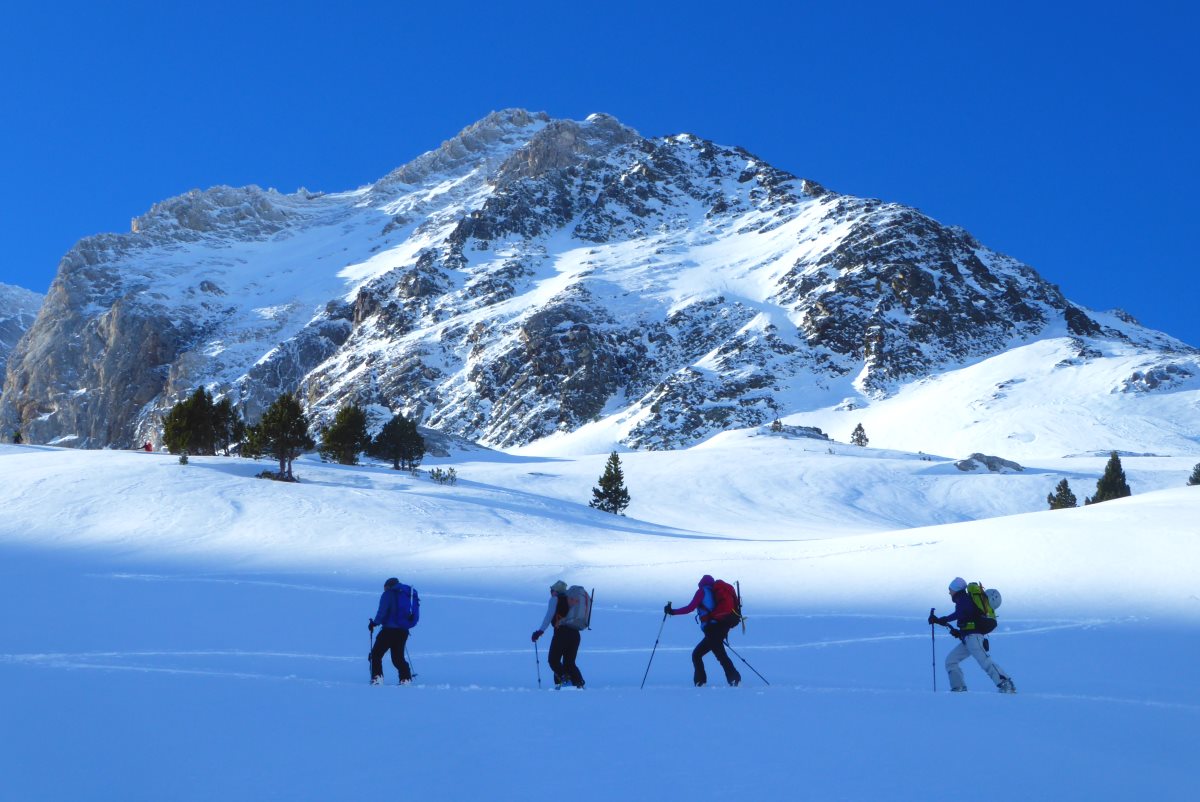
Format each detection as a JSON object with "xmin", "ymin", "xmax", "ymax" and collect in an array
[{"xmin": 3, "ymin": 109, "xmax": 1196, "ymax": 453}]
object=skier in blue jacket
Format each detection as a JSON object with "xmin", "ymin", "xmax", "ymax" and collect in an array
[
  {"xmin": 930, "ymin": 577, "xmax": 1015, "ymax": 693},
  {"xmin": 368, "ymin": 577, "xmax": 420, "ymax": 685}
]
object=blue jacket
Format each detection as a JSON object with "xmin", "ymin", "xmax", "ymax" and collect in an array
[
  {"xmin": 372, "ymin": 583, "xmax": 420, "ymax": 629},
  {"xmin": 941, "ymin": 590, "xmax": 983, "ymax": 632}
]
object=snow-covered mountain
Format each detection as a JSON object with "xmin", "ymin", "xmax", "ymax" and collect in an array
[
  {"xmin": 3, "ymin": 109, "xmax": 1197, "ymax": 456},
  {"xmin": 0, "ymin": 282, "xmax": 43, "ymax": 390}
]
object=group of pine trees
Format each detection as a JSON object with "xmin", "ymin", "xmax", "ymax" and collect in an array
[
  {"xmin": 162, "ymin": 390, "xmax": 423, "ymax": 481},
  {"xmin": 318, "ymin": 403, "xmax": 425, "ymax": 471},
  {"xmin": 162, "ymin": 388, "xmax": 245, "ymax": 456},
  {"xmin": 1048, "ymin": 451, "xmax": 1144, "ymax": 509},
  {"xmin": 142, "ymin": 389, "xmax": 1200, "ymax": 500}
]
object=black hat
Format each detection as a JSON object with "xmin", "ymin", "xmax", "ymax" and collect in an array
[{"xmin": 384, "ymin": 577, "xmax": 400, "ymax": 589}]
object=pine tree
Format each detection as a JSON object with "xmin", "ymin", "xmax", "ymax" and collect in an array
[
  {"xmin": 589, "ymin": 451, "xmax": 630, "ymax": 515},
  {"xmin": 368, "ymin": 413, "xmax": 425, "ymax": 470},
  {"xmin": 212, "ymin": 397, "xmax": 246, "ymax": 455},
  {"xmin": 850, "ymin": 423, "xmax": 869, "ymax": 447},
  {"xmin": 1047, "ymin": 478, "xmax": 1078, "ymax": 510},
  {"xmin": 255, "ymin": 393, "xmax": 315, "ymax": 480},
  {"xmin": 1188, "ymin": 463, "xmax": 1200, "ymax": 487},
  {"xmin": 319, "ymin": 404, "xmax": 371, "ymax": 465},
  {"xmin": 1084, "ymin": 451, "xmax": 1132, "ymax": 505},
  {"xmin": 163, "ymin": 388, "xmax": 245, "ymax": 456}
]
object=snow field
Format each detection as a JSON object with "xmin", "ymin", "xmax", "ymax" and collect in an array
[{"xmin": 1, "ymin": 443, "xmax": 1197, "ymax": 799}]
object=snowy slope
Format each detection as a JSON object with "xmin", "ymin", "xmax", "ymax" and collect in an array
[{"xmin": 1, "ymin": 445, "xmax": 1197, "ymax": 800}]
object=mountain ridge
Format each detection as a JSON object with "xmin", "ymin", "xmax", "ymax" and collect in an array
[{"xmin": 2, "ymin": 109, "xmax": 1197, "ymax": 456}]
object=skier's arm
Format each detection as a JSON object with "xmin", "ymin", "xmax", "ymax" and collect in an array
[
  {"xmin": 671, "ymin": 588, "xmax": 704, "ymax": 616},
  {"xmin": 538, "ymin": 597, "xmax": 557, "ymax": 631},
  {"xmin": 372, "ymin": 592, "xmax": 391, "ymax": 627}
]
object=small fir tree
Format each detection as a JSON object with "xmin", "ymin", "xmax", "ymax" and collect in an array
[
  {"xmin": 255, "ymin": 393, "xmax": 315, "ymax": 480},
  {"xmin": 12, "ymin": 430, "xmax": 22, "ymax": 445},
  {"xmin": 1188, "ymin": 463, "xmax": 1200, "ymax": 487},
  {"xmin": 589, "ymin": 451, "xmax": 630, "ymax": 515},
  {"xmin": 319, "ymin": 404, "xmax": 371, "ymax": 465},
  {"xmin": 850, "ymin": 423, "xmax": 869, "ymax": 447},
  {"xmin": 1084, "ymin": 451, "xmax": 1132, "ymax": 505},
  {"xmin": 1047, "ymin": 478, "xmax": 1078, "ymax": 510},
  {"xmin": 368, "ymin": 413, "xmax": 425, "ymax": 470}
]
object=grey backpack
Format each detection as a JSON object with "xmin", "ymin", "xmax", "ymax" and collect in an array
[{"xmin": 559, "ymin": 586, "xmax": 592, "ymax": 631}]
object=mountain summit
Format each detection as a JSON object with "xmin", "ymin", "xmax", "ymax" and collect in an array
[{"xmin": 3, "ymin": 110, "xmax": 1197, "ymax": 455}]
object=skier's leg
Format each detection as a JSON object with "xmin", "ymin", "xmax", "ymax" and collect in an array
[
  {"xmin": 709, "ymin": 620, "xmax": 741, "ymax": 684},
  {"xmin": 691, "ymin": 633, "xmax": 712, "ymax": 686},
  {"xmin": 547, "ymin": 629, "xmax": 567, "ymax": 685},
  {"xmin": 392, "ymin": 628, "xmax": 412, "ymax": 682},
  {"xmin": 945, "ymin": 639, "xmax": 970, "ymax": 691},
  {"xmin": 369, "ymin": 631, "xmax": 390, "ymax": 682},
  {"xmin": 560, "ymin": 628, "xmax": 584, "ymax": 687},
  {"xmin": 965, "ymin": 634, "xmax": 1008, "ymax": 688}
]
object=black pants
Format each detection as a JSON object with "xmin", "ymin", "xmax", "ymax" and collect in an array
[
  {"xmin": 548, "ymin": 626, "xmax": 585, "ymax": 687},
  {"xmin": 370, "ymin": 627, "xmax": 412, "ymax": 682},
  {"xmin": 692, "ymin": 616, "xmax": 741, "ymax": 686}
]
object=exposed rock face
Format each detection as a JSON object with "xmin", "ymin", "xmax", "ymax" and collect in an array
[
  {"xmin": 2, "ymin": 109, "xmax": 1197, "ymax": 451},
  {"xmin": 0, "ymin": 283, "xmax": 43, "ymax": 397},
  {"xmin": 955, "ymin": 453, "xmax": 1025, "ymax": 473}
]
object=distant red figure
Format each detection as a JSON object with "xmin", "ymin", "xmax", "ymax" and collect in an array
[{"xmin": 143, "ymin": 442, "xmax": 153, "ymax": 452}]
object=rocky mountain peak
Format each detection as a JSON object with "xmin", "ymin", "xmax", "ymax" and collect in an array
[
  {"xmin": 4, "ymin": 111, "xmax": 1198, "ymax": 455},
  {"xmin": 130, "ymin": 185, "xmax": 295, "ymax": 240},
  {"xmin": 493, "ymin": 113, "xmax": 642, "ymax": 186},
  {"xmin": 373, "ymin": 108, "xmax": 552, "ymax": 191}
]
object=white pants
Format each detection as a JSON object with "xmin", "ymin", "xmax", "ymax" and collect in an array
[{"xmin": 946, "ymin": 633, "xmax": 1009, "ymax": 691}]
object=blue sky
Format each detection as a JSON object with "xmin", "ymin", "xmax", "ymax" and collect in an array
[{"xmin": 2, "ymin": 1, "xmax": 1197, "ymax": 344}]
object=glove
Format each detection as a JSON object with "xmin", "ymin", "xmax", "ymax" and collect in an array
[
  {"xmin": 531, "ymin": 630, "xmax": 543, "ymax": 642},
  {"xmin": 927, "ymin": 612, "xmax": 938, "ymax": 625},
  {"xmin": 664, "ymin": 602, "xmax": 673, "ymax": 615},
  {"xmin": 368, "ymin": 620, "xmax": 376, "ymax": 632},
  {"xmin": 950, "ymin": 628, "xmax": 964, "ymax": 640}
]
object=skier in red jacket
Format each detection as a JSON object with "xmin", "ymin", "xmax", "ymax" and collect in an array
[{"xmin": 665, "ymin": 574, "xmax": 741, "ymax": 687}]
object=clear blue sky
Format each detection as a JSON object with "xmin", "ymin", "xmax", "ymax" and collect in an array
[{"xmin": 2, "ymin": 1, "xmax": 1197, "ymax": 344}]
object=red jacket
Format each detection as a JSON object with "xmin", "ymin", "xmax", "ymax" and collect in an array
[{"xmin": 671, "ymin": 576, "xmax": 736, "ymax": 624}]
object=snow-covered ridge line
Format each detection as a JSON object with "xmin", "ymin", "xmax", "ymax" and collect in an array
[{"xmin": 1, "ymin": 109, "xmax": 1198, "ymax": 458}]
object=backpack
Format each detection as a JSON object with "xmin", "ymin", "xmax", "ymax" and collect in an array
[
  {"xmin": 559, "ymin": 586, "xmax": 592, "ymax": 631},
  {"xmin": 392, "ymin": 583, "xmax": 420, "ymax": 628},
  {"xmin": 966, "ymin": 581, "xmax": 997, "ymax": 634},
  {"xmin": 712, "ymin": 579, "xmax": 742, "ymax": 622}
]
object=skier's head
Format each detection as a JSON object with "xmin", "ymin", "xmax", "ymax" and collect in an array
[
  {"xmin": 948, "ymin": 577, "xmax": 967, "ymax": 595},
  {"xmin": 384, "ymin": 577, "xmax": 400, "ymax": 590},
  {"xmin": 698, "ymin": 575, "xmax": 715, "ymax": 588},
  {"xmin": 550, "ymin": 580, "xmax": 568, "ymax": 595}
]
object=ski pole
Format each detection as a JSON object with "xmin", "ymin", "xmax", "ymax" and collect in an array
[
  {"xmin": 640, "ymin": 612, "xmax": 669, "ymax": 690},
  {"xmin": 723, "ymin": 641, "xmax": 770, "ymax": 685},
  {"xmin": 930, "ymin": 607, "xmax": 937, "ymax": 692},
  {"xmin": 405, "ymin": 643, "xmax": 417, "ymax": 679},
  {"xmin": 534, "ymin": 640, "xmax": 542, "ymax": 689},
  {"xmin": 368, "ymin": 621, "xmax": 376, "ymax": 682}
]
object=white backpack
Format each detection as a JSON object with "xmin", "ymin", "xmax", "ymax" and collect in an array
[{"xmin": 559, "ymin": 586, "xmax": 592, "ymax": 631}]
